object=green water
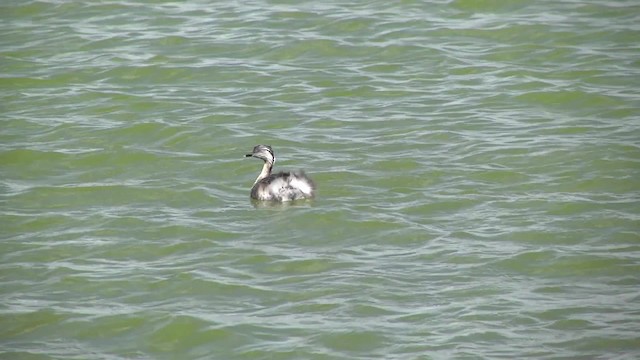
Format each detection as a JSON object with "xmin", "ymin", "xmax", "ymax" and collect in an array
[{"xmin": 2, "ymin": 1, "xmax": 639, "ymax": 359}]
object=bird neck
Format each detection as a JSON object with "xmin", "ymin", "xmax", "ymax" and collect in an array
[{"xmin": 254, "ymin": 161, "xmax": 273, "ymax": 185}]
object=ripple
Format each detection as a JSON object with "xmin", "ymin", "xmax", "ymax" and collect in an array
[{"xmin": 2, "ymin": 0, "xmax": 640, "ymax": 359}]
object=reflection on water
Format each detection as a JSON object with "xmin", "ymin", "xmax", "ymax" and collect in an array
[{"xmin": 2, "ymin": 0, "xmax": 639, "ymax": 359}]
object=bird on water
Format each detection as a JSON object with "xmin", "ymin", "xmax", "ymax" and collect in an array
[{"xmin": 245, "ymin": 145, "xmax": 316, "ymax": 201}]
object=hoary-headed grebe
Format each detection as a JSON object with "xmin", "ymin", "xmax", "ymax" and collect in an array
[{"xmin": 245, "ymin": 145, "xmax": 315, "ymax": 201}]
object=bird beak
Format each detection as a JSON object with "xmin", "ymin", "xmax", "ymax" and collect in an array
[{"xmin": 245, "ymin": 153, "xmax": 253, "ymax": 157}]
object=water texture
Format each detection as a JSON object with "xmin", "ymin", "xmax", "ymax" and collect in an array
[{"xmin": 1, "ymin": 0, "xmax": 639, "ymax": 359}]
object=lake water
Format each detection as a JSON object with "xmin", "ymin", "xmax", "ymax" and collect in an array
[{"xmin": 2, "ymin": 1, "xmax": 639, "ymax": 359}]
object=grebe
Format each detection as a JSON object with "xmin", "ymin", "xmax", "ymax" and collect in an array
[{"xmin": 245, "ymin": 145, "xmax": 316, "ymax": 201}]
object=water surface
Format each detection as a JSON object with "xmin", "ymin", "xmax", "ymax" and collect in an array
[{"xmin": 2, "ymin": 1, "xmax": 639, "ymax": 359}]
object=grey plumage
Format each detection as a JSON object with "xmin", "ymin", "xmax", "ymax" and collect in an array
[{"xmin": 245, "ymin": 145, "xmax": 316, "ymax": 201}]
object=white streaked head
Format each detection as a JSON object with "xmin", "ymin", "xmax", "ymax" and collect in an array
[{"xmin": 245, "ymin": 144, "xmax": 275, "ymax": 164}]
